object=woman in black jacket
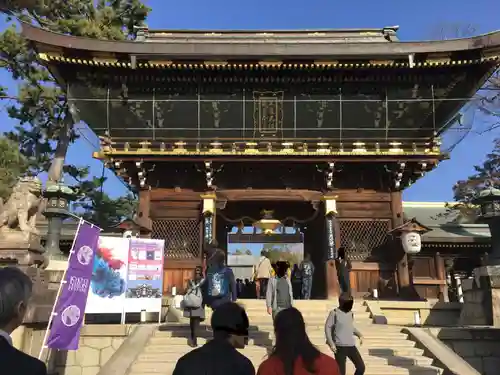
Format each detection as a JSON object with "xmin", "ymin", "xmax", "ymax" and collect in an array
[{"xmin": 336, "ymin": 247, "xmax": 352, "ymax": 296}]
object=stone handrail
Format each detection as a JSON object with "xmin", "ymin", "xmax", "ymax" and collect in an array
[
  {"xmin": 97, "ymin": 325, "xmax": 156, "ymax": 375},
  {"xmin": 403, "ymin": 327, "xmax": 480, "ymax": 375}
]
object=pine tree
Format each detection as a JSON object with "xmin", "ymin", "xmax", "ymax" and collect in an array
[
  {"xmin": 449, "ymin": 139, "xmax": 500, "ymax": 222},
  {"xmin": 0, "ymin": 136, "xmax": 27, "ymax": 201},
  {"xmin": 0, "ymin": 1, "xmax": 150, "ymax": 228}
]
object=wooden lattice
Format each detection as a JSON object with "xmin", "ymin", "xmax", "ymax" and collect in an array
[
  {"xmin": 339, "ymin": 219, "xmax": 390, "ymax": 260},
  {"xmin": 152, "ymin": 219, "xmax": 201, "ymax": 259}
]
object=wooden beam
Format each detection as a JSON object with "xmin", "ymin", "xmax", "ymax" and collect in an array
[
  {"xmin": 434, "ymin": 252, "xmax": 448, "ymax": 301},
  {"xmin": 350, "ymin": 261, "xmax": 394, "ymax": 271},
  {"xmin": 336, "ymin": 190, "xmax": 392, "ymax": 202},
  {"xmin": 216, "ymin": 189, "xmax": 323, "ymax": 202},
  {"xmin": 150, "ymin": 209, "xmax": 201, "ymax": 219},
  {"xmin": 137, "ymin": 189, "xmax": 152, "ymax": 235},
  {"xmin": 413, "ymin": 278, "xmax": 447, "ymax": 285},
  {"xmin": 163, "ymin": 259, "xmax": 201, "ymax": 269},
  {"xmin": 150, "ymin": 188, "xmax": 201, "ymax": 201},
  {"xmin": 391, "ymin": 191, "xmax": 411, "ymax": 296}
]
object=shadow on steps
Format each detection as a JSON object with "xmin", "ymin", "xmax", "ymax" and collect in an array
[
  {"xmin": 157, "ymin": 323, "xmax": 274, "ymax": 352},
  {"xmin": 369, "ymin": 348, "xmax": 441, "ymax": 374}
]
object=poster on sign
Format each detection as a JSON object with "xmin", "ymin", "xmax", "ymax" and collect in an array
[
  {"xmin": 85, "ymin": 236, "xmax": 129, "ymax": 315},
  {"xmin": 124, "ymin": 238, "xmax": 164, "ymax": 313}
]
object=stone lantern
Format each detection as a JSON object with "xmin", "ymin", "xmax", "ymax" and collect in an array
[
  {"xmin": 473, "ymin": 187, "xmax": 500, "ymax": 265},
  {"xmin": 43, "ymin": 182, "xmax": 77, "ymax": 257},
  {"xmin": 459, "ymin": 187, "xmax": 500, "ymax": 327}
]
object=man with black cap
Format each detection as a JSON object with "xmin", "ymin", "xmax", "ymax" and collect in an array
[{"xmin": 173, "ymin": 302, "xmax": 255, "ymax": 375}]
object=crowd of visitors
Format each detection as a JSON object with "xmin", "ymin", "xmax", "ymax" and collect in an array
[
  {"xmin": 0, "ymin": 244, "xmax": 360, "ymax": 375},
  {"xmin": 176, "ymin": 293, "xmax": 363, "ymax": 375},
  {"xmin": 176, "ymin": 244, "xmax": 364, "ymax": 375},
  {"xmin": 237, "ymin": 250, "xmax": 317, "ymax": 300}
]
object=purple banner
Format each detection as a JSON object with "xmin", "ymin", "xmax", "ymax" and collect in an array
[{"xmin": 46, "ymin": 221, "xmax": 99, "ymax": 350}]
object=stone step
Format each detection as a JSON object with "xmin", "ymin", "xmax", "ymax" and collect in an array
[
  {"xmin": 205, "ymin": 308, "xmax": 370, "ymax": 316},
  {"xmin": 137, "ymin": 351, "xmax": 434, "ymax": 366},
  {"xmin": 131, "ymin": 372, "xmax": 439, "ymax": 375},
  {"xmin": 154, "ymin": 329, "xmax": 409, "ymax": 340},
  {"xmin": 147, "ymin": 337, "xmax": 417, "ymax": 348},
  {"xmin": 130, "ymin": 362, "xmax": 441, "ymax": 375},
  {"xmin": 241, "ymin": 313, "xmax": 373, "ymax": 320},
  {"xmin": 143, "ymin": 343, "xmax": 425, "ymax": 356},
  {"xmin": 161, "ymin": 321, "xmax": 377, "ymax": 332},
  {"xmin": 214, "ymin": 300, "xmax": 367, "ymax": 309},
  {"xmin": 213, "ymin": 307, "xmax": 369, "ymax": 315},
  {"xmin": 237, "ymin": 299, "xmax": 366, "ymax": 306}
]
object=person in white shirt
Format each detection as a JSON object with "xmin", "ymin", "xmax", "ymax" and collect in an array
[{"xmin": 253, "ymin": 251, "xmax": 273, "ymax": 299}]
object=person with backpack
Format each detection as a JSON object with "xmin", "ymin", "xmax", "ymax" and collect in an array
[
  {"xmin": 182, "ymin": 266, "xmax": 206, "ymax": 347},
  {"xmin": 206, "ymin": 249, "xmax": 237, "ymax": 310},
  {"xmin": 266, "ymin": 261, "xmax": 293, "ymax": 320},
  {"xmin": 324, "ymin": 293, "xmax": 365, "ymax": 375},
  {"xmin": 299, "ymin": 253, "xmax": 315, "ymax": 300}
]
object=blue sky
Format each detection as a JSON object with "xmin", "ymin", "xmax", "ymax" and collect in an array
[{"xmin": 0, "ymin": 0, "xmax": 499, "ymax": 201}]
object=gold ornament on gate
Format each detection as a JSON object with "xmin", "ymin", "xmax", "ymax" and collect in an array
[{"xmin": 253, "ymin": 210, "xmax": 282, "ymax": 235}]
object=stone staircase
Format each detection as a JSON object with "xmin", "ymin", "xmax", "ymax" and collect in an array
[{"xmin": 128, "ymin": 300, "xmax": 443, "ymax": 375}]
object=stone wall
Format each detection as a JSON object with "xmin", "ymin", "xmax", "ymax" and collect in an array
[
  {"xmin": 13, "ymin": 324, "xmax": 47, "ymax": 359},
  {"xmin": 459, "ymin": 266, "xmax": 500, "ymax": 327},
  {"xmin": 430, "ymin": 327, "xmax": 500, "ymax": 375},
  {"xmin": 12, "ymin": 324, "xmax": 133, "ymax": 375},
  {"xmin": 52, "ymin": 325, "xmax": 132, "ymax": 375},
  {"xmin": 459, "ymin": 288, "xmax": 491, "ymax": 325}
]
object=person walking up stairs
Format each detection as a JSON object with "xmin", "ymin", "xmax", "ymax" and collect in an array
[
  {"xmin": 128, "ymin": 299, "xmax": 444, "ymax": 375},
  {"xmin": 325, "ymin": 293, "xmax": 365, "ymax": 375}
]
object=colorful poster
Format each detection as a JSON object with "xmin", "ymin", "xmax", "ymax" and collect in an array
[
  {"xmin": 85, "ymin": 236, "xmax": 129, "ymax": 314},
  {"xmin": 46, "ymin": 220, "xmax": 99, "ymax": 350},
  {"xmin": 124, "ymin": 238, "xmax": 164, "ymax": 313}
]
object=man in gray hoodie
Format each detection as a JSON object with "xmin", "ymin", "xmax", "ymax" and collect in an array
[
  {"xmin": 325, "ymin": 293, "xmax": 365, "ymax": 375},
  {"xmin": 266, "ymin": 261, "xmax": 293, "ymax": 320}
]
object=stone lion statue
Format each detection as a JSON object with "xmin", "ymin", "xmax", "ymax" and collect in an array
[{"xmin": 0, "ymin": 176, "xmax": 43, "ymax": 235}]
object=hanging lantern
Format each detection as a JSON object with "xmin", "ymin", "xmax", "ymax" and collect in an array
[
  {"xmin": 401, "ymin": 231, "xmax": 422, "ymax": 254},
  {"xmin": 253, "ymin": 210, "xmax": 282, "ymax": 235},
  {"xmin": 390, "ymin": 218, "xmax": 431, "ymax": 255}
]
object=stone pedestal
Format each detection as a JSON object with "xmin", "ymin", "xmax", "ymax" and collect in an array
[
  {"xmin": 0, "ymin": 230, "xmax": 55, "ymax": 323},
  {"xmin": 460, "ymin": 265, "xmax": 500, "ymax": 326}
]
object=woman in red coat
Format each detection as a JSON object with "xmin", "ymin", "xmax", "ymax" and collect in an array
[{"xmin": 257, "ymin": 308, "xmax": 340, "ymax": 375}]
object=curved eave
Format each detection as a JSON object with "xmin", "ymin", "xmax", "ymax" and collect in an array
[
  {"xmin": 92, "ymin": 150, "xmax": 445, "ymax": 160},
  {"xmin": 22, "ymin": 23, "xmax": 500, "ymax": 59},
  {"xmin": 37, "ymin": 54, "xmax": 500, "ymax": 69}
]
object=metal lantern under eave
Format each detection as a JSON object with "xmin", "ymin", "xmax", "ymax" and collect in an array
[
  {"xmin": 390, "ymin": 218, "xmax": 432, "ymax": 255},
  {"xmin": 253, "ymin": 210, "xmax": 282, "ymax": 235}
]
